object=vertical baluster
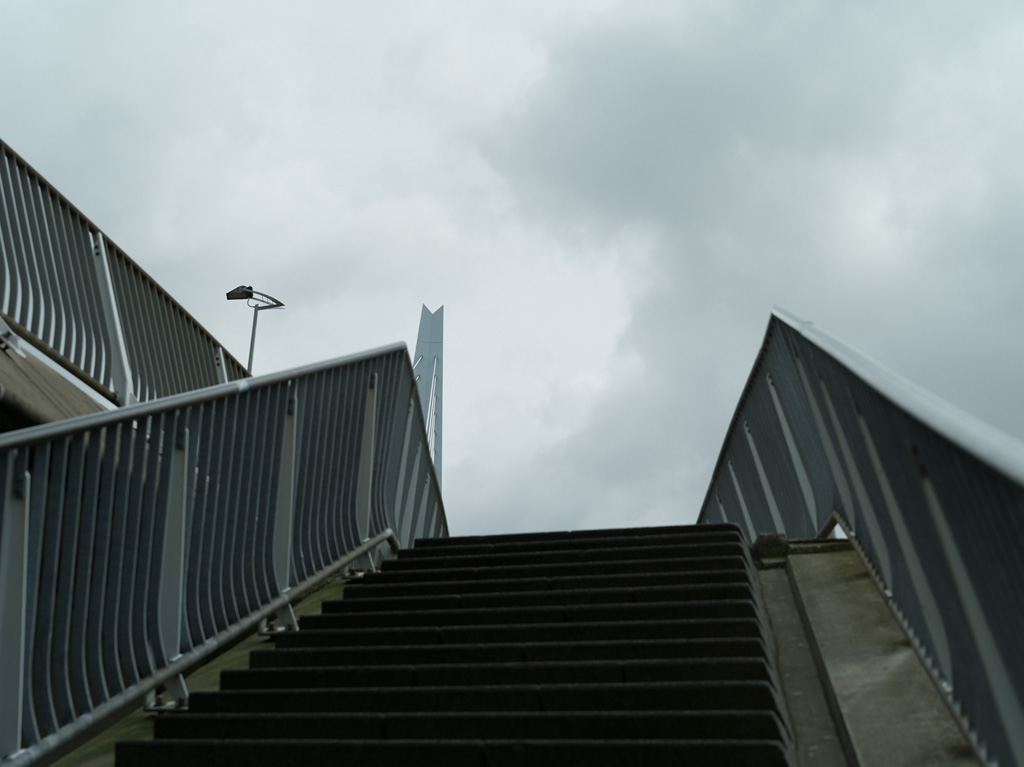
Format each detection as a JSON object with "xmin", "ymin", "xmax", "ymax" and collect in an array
[
  {"xmin": 92, "ymin": 235, "xmax": 135, "ymax": 404},
  {"xmin": 0, "ymin": 451, "xmax": 30, "ymax": 758},
  {"xmin": 270, "ymin": 385, "xmax": 299, "ymax": 632},
  {"xmin": 155, "ymin": 414, "xmax": 190, "ymax": 707},
  {"xmin": 355, "ymin": 373, "xmax": 378, "ymax": 544},
  {"xmin": 86, "ymin": 427, "xmax": 118, "ymax": 705},
  {"xmin": 52, "ymin": 433, "xmax": 88, "ymax": 725}
]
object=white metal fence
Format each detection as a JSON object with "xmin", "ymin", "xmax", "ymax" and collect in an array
[
  {"xmin": 0, "ymin": 344, "xmax": 446, "ymax": 765},
  {"xmin": 0, "ymin": 138, "xmax": 247, "ymax": 404},
  {"xmin": 699, "ymin": 308, "xmax": 1024, "ymax": 767}
]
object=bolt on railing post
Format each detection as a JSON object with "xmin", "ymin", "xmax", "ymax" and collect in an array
[
  {"xmin": 214, "ymin": 346, "xmax": 230, "ymax": 384},
  {"xmin": 355, "ymin": 374, "xmax": 378, "ymax": 545},
  {"xmin": 91, "ymin": 234, "xmax": 136, "ymax": 405},
  {"xmin": 270, "ymin": 387, "xmax": 299, "ymax": 632},
  {"xmin": 0, "ymin": 453, "xmax": 30, "ymax": 759},
  {"xmin": 155, "ymin": 422, "xmax": 189, "ymax": 708}
]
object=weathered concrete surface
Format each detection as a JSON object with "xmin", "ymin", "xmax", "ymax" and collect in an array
[
  {"xmin": 0, "ymin": 343, "xmax": 104, "ymax": 431},
  {"xmin": 758, "ymin": 565, "xmax": 851, "ymax": 766},
  {"xmin": 788, "ymin": 549, "xmax": 979, "ymax": 767}
]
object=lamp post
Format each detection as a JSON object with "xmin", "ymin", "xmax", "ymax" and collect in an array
[{"xmin": 225, "ymin": 285, "xmax": 285, "ymax": 374}]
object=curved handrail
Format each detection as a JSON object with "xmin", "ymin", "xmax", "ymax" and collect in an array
[
  {"xmin": 0, "ymin": 341, "xmax": 408, "ymax": 450},
  {"xmin": 699, "ymin": 308, "xmax": 1024, "ymax": 767},
  {"xmin": 0, "ymin": 345, "xmax": 445, "ymax": 764}
]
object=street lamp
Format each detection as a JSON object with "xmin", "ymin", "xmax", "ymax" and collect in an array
[{"xmin": 225, "ymin": 285, "xmax": 285, "ymax": 374}]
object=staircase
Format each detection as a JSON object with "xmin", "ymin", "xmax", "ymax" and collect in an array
[{"xmin": 117, "ymin": 523, "xmax": 793, "ymax": 766}]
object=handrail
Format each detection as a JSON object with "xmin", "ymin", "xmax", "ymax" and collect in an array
[
  {"xmin": 698, "ymin": 308, "xmax": 1024, "ymax": 767},
  {"xmin": 2, "ymin": 528, "xmax": 400, "ymax": 767},
  {"xmin": 772, "ymin": 308, "xmax": 1024, "ymax": 490},
  {"xmin": 0, "ymin": 341, "xmax": 408, "ymax": 450},
  {"xmin": 1, "ymin": 137, "xmax": 248, "ymax": 404},
  {"xmin": 0, "ymin": 345, "xmax": 446, "ymax": 764}
]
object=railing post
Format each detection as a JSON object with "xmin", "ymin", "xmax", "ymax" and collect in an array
[
  {"xmin": 392, "ymin": 391, "xmax": 417, "ymax": 546},
  {"xmin": 355, "ymin": 374, "xmax": 378, "ymax": 545},
  {"xmin": 154, "ymin": 422, "xmax": 189, "ymax": 708},
  {"xmin": 92, "ymin": 234, "xmax": 136, "ymax": 405},
  {"xmin": 270, "ymin": 387, "xmax": 299, "ymax": 632},
  {"xmin": 214, "ymin": 346, "xmax": 230, "ymax": 385},
  {"xmin": 399, "ymin": 443, "xmax": 423, "ymax": 547},
  {"xmin": 0, "ymin": 452, "xmax": 30, "ymax": 759}
]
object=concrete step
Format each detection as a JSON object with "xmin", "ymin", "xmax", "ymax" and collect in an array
[
  {"xmin": 270, "ymin": 617, "xmax": 765, "ymax": 648},
  {"xmin": 115, "ymin": 522, "xmax": 792, "ymax": 767},
  {"xmin": 249, "ymin": 637, "xmax": 770, "ymax": 668},
  {"xmin": 117, "ymin": 738, "xmax": 791, "ymax": 767},
  {"xmin": 186, "ymin": 680, "xmax": 783, "ymax": 714},
  {"xmin": 381, "ymin": 542, "xmax": 746, "ymax": 570},
  {"xmin": 154, "ymin": 710, "xmax": 787, "ymax": 741},
  {"xmin": 346, "ymin": 569, "xmax": 751, "ymax": 599},
  {"xmin": 412, "ymin": 523, "xmax": 742, "ymax": 547},
  {"xmin": 219, "ymin": 658, "xmax": 773, "ymax": 690},
  {"xmin": 402, "ymin": 530, "xmax": 741, "ymax": 558},
  {"xmin": 358, "ymin": 555, "xmax": 749, "ymax": 583},
  {"xmin": 299, "ymin": 599, "xmax": 758, "ymax": 629},
  {"xmin": 325, "ymin": 583, "xmax": 753, "ymax": 612}
]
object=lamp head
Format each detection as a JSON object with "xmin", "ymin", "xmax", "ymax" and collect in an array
[{"xmin": 226, "ymin": 285, "xmax": 254, "ymax": 301}]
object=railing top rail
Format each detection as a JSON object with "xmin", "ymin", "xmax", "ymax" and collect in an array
[
  {"xmin": 698, "ymin": 308, "xmax": 1024, "ymax": 525},
  {"xmin": 0, "ymin": 341, "xmax": 409, "ymax": 451},
  {"xmin": 771, "ymin": 307, "xmax": 1024, "ymax": 490},
  {"xmin": 1, "ymin": 137, "xmax": 101, "ymax": 243}
]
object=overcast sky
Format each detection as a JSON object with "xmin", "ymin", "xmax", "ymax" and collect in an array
[{"xmin": 3, "ymin": 1, "xmax": 1023, "ymax": 536}]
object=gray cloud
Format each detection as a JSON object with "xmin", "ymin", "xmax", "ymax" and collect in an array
[
  {"xmin": 3, "ymin": 1, "xmax": 1022, "ymax": 536},
  {"xmin": 466, "ymin": 3, "xmax": 1024, "ymax": 532}
]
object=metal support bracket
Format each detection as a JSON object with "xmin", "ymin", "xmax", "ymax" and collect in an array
[
  {"xmin": 0, "ymin": 315, "xmax": 26, "ymax": 358},
  {"xmin": 259, "ymin": 603, "xmax": 300, "ymax": 635},
  {"xmin": 145, "ymin": 674, "xmax": 189, "ymax": 712}
]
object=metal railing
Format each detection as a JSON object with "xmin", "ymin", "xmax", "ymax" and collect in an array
[
  {"xmin": 0, "ymin": 343, "xmax": 446, "ymax": 765},
  {"xmin": 0, "ymin": 138, "xmax": 247, "ymax": 405},
  {"xmin": 698, "ymin": 308, "xmax": 1024, "ymax": 767}
]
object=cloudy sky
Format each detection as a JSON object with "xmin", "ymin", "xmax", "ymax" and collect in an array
[{"xmin": 3, "ymin": 1, "xmax": 1023, "ymax": 536}]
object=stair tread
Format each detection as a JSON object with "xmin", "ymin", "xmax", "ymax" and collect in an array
[
  {"xmin": 413, "ymin": 523, "xmax": 741, "ymax": 546},
  {"xmin": 153, "ymin": 710, "xmax": 788, "ymax": 738},
  {"xmin": 327, "ymin": 583, "xmax": 753, "ymax": 611},
  {"xmin": 187, "ymin": 680, "xmax": 784, "ymax": 715},
  {"xmin": 220, "ymin": 658, "xmax": 773, "ymax": 690},
  {"xmin": 250, "ymin": 637, "xmax": 769, "ymax": 667},
  {"xmin": 346, "ymin": 570, "xmax": 751, "ymax": 598},
  {"xmin": 360, "ymin": 555, "xmax": 750, "ymax": 583},
  {"xmin": 272, "ymin": 617, "xmax": 765, "ymax": 648},
  {"xmin": 299, "ymin": 599, "xmax": 758, "ymax": 629},
  {"xmin": 402, "ymin": 531, "xmax": 741, "ymax": 557},
  {"xmin": 117, "ymin": 737, "xmax": 790, "ymax": 767},
  {"xmin": 382, "ymin": 544, "xmax": 747, "ymax": 570}
]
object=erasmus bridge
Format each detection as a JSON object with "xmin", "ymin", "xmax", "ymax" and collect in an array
[{"xmin": 2, "ymin": 136, "xmax": 1022, "ymax": 766}]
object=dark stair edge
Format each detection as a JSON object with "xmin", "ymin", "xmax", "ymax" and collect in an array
[{"xmin": 413, "ymin": 523, "xmax": 743, "ymax": 547}]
